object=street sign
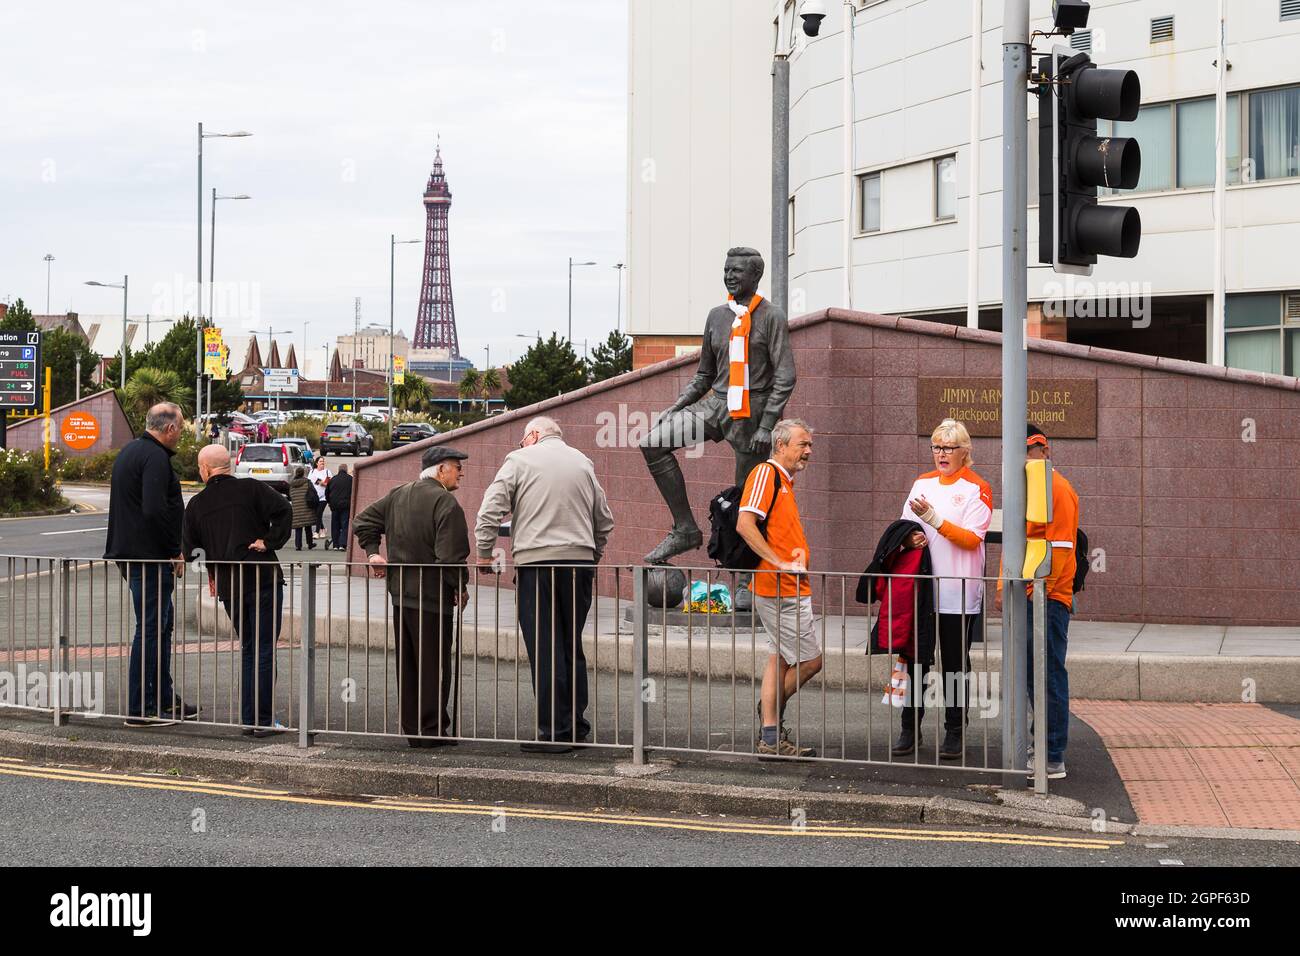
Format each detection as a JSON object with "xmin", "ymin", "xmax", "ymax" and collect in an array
[
  {"xmin": 0, "ymin": 331, "xmax": 42, "ymax": 409},
  {"xmin": 262, "ymin": 367, "xmax": 300, "ymax": 393}
]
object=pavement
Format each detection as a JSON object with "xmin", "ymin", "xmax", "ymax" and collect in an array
[{"xmin": 2, "ymin": 479, "xmax": 1297, "ymax": 841}]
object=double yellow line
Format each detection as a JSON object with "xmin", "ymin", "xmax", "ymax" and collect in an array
[{"xmin": 0, "ymin": 757, "xmax": 1123, "ymax": 850}]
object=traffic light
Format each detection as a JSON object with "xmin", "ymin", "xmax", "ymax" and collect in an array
[{"xmin": 1038, "ymin": 50, "xmax": 1143, "ymax": 273}]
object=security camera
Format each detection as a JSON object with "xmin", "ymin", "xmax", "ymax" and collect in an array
[
  {"xmin": 800, "ymin": 0, "xmax": 826, "ymax": 38},
  {"xmin": 1052, "ymin": 0, "xmax": 1090, "ymax": 34}
]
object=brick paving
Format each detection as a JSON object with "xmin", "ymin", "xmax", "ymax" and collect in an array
[{"xmin": 1072, "ymin": 700, "xmax": 1300, "ymax": 829}]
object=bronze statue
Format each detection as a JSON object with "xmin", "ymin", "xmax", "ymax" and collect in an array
[{"xmin": 640, "ymin": 247, "xmax": 796, "ymax": 565}]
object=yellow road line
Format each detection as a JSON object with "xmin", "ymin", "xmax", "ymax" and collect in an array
[{"xmin": 0, "ymin": 760, "xmax": 1120, "ymax": 849}]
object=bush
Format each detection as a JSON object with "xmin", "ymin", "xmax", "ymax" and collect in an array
[
  {"xmin": 0, "ymin": 449, "xmax": 65, "ymax": 514},
  {"xmin": 56, "ymin": 448, "xmax": 120, "ymax": 483},
  {"xmin": 278, "ymin": 417, "xmax": 326, "ymax": 450},
  {"xmin": 170, "ymin": 429, "xmax": 201, "ymax": 483}
]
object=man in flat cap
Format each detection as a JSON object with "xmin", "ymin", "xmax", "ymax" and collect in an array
[
  {"xmin": 353, "ymin": 444, "xmax": 471, "ymax": 747},
  {"xmin": 476, "ymin": 416, "xmax": 614, "ymax": 753}
]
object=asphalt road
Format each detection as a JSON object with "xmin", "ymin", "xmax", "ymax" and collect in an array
[{"xmin": 1, "ymin": 756, "xmax": 1285, "ymax": 866}]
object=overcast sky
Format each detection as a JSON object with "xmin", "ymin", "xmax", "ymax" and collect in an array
[{"xmin": 0, "ymin": 0, "xmax": 628, "ymax": 373}]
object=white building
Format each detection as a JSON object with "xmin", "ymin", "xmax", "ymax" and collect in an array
[
  {"xmin": 336, "ymin": 324, "xmax": 409, "ymax": 373},
  {"xmin": 627, "ymin": 0, "xmax": 1300, "ymax": 374}
]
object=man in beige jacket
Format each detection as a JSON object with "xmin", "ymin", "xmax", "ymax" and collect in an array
[{"xmin": 475, "ymin": 416, "xmax": 614, "ymax": 753}]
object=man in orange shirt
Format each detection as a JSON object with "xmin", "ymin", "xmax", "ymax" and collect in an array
[
  {"xmin": 736, "ymin": 419, "xmax": 823, "ymax": 757},
  {"xmin": 996, "ymin": 424, "xmax": 1080, "ymax": 779}
]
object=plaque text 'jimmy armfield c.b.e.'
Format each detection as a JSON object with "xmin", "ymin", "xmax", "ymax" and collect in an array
[{"xmin": 916, "ymin": 378, "xmax": 1098, "ymax": 438}]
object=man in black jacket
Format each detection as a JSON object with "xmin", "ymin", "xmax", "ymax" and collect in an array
[
  {"xmin": 183, "ymin": 444, "xmax": 293, "ymax": 734},
  {"xmin": 326, "ymin": 463, "xmax": 353, "ymax": 550},
  {"xmin": 105, "ymin": 402, "xmax": 197, "ymax": 725}
]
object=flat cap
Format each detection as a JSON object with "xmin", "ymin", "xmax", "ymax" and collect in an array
[{"xmin": 421, "ymin": 445, "xmax": 469, "ymax": 469}]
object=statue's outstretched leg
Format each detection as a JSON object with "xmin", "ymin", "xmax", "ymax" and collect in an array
[{"xmin": 640, "ymin": 406, "xmax": 709, "ymax": 564}]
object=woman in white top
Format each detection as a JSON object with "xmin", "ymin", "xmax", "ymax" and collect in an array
[
  {"xmin": 894, "ymin": 418, "xmax": 993, "ymax": 761},
  {"xmin": 309, "ymin": 459, "xmax": 332, "ymax": 537}
]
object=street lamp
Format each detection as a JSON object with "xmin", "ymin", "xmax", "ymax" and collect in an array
[
  {"xmin": 389, "ymin": 235, "xmax": 419, "ymax": 413},
  {"xmin": 146, "ymin": 315, "xmax": 178, "ymax": 347},
  {"xmin": 210, "ymin": 191, "xmax": 251, "ymax": 323},
  {"xmin": 567, "ymin": 257, "xmax": 596, "ymax": 343},
  {"xmin": 43, "ymin": 254, "xmax": 55, "ymax": 313},
  {"xmin": 196, "ymin": 123, "xmax": 253, "ymax": 437},
  {"xmin": 85, "ymin": 277, "xmax": 128, "ymax": 389},
  {"xmin": 613, "ymin": 262, "xmax": 625, "ymax": 333}
]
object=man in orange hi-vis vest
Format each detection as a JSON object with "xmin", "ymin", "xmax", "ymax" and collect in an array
[
  {"xmin": 640, "ymin": 247, "xmax": 796, "ymax": 568},
  {"xmin": 996, "ymin": 424, "xmax": 1081, "ymax": 781}
]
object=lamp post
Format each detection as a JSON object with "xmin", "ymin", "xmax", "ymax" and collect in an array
[
  {"xmin": 146, "ymin": 315, "xmax": 178, "ymax": 347},
  {"xmin": 196, "ymin": 123, "xmax": 252, "ymax": 437},
  {"xmin": 389, "ymin": 235, "xmax": 419, "ymax": 414},
  {"xmin": 85, "ymin": 277, "xmax": 128, "ymax": 389},
  {"xmin": 613, "ymin": 262, "xmax": 625, "ymax": 333},
  {"xmin": 567, "ymin": 256, "xmax": 596, "ymax": 343},
  {"xmin": 210, "ymin": 190, "xmax": 251, "ymax": 323},
  {"xmin": 43, "ymin": 254, "xmax": 54, "ymax": 313},
  {"xmin": 323, "ymin": 344, "xmax": 330, "ymax": 414}
]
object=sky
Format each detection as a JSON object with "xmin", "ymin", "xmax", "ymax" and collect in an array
[{"xmin": 0, "ymin": 0, "xmax": 628, "ymax": 374}]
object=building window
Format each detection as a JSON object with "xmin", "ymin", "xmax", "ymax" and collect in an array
[
  {"xmin": 1109, "ymin": 103, "xmax": 1172, "ymax": 193},
  {"xmin": 1177, "ymin": 96, "xmax": 1242, "ymax": 187},
  {"xmin": 1247, "ymin": 85, "xmax": 1300, "ymax": 181},
  {"xmin": 1224, "ymin": 293, "xmax": 1300, "ymax": 376},
  {"xmin": 934, "ymin": 155, "xmax": 957, "ymax": 220},
  {"xmin": 860, "ymin": 172, "xmax": 881, "ymax": 232}
]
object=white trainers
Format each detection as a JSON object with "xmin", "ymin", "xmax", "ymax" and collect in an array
[{"xmin": 1026, "ymin": 756, "xmax": 1066, "ymax": 780}]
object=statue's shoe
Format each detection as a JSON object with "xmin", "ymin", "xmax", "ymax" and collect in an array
[{"xmin": 645, "ymin": 527, "xmax": 703, "ymax": 565}]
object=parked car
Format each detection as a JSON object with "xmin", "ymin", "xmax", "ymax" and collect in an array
[
  {"xmin": 359, "ymin": 407, "xmax": 389, "ymax": 424},
  {"xmin": 233, "ymin": 443, "xmax": 307, "ymax": 493},
  {"xmin": 254, "ymin": 410, "xmax": 289, "ymax": 427},
  {"xmin": 271, "ymin": 436, "xmax": 314, "ymax": 465},
  {"xmin": 391, "ymin": 422, "xmax": 439, "ymax": 446},
  {"xmin": 319, "ymin": 422, "xmax": 374, "ymax": 457}
]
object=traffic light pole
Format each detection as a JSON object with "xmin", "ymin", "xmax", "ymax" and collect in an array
[{"xmin": 1001, "ymin": 0, "xmax": 1030, "ymax": 788}]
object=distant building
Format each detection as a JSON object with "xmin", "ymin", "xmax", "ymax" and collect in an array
[{"xmin": 336, "ymin": 324, "xmax": 410, "ymax": 374}]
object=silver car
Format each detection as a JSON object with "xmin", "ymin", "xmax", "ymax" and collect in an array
[{"xmin": 233, "ymin": 443, "xmax": 307, "ymax": 493}]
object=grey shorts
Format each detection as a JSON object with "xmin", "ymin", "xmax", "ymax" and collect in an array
[{"xmin": 754, "ymin": 595, "xmax": 822, "ymax": 665}]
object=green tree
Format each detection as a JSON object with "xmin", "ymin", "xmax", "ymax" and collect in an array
[
  {"xmin": 458, "ymin": 368, "xmax": 481, "ymax": 411},
  {"xmin": 480, "ymin": 367, "xmax": 501, "ymax": 410},
  {"xmin": 504, "ymin": 334, "xmax": 585, "ymax": 409},
  {"xmin": 393, "ymin": 371, "xmax": 432, "ymax": 411},
  {"xmin": 586, "ymin": 329, "xmax": 632, "ymax": 383},
  {"xmin": 124, "ymin": 367, "xmax": 195, "ymax": 418},
  {"xmin": 0, "ymin": 298, "xmax": 98, "ymax": 407},
  {"xmin": 103, "ymin": 316, "xmax": 243, "ymax": 417}
]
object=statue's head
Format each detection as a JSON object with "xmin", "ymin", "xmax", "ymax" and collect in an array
[{"xmin": 723, "ymin": 247, "xmax": 764, "ymax": 301}]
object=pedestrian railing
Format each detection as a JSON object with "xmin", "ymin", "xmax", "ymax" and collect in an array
[{"xmin": 0, "ymin": 555, "xmax": 1050, "ymax": 792}]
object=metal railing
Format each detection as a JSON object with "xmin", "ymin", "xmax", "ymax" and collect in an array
[{"xmin": 0, "ymin": 555, "xmax": 1049, "ymax": 792}]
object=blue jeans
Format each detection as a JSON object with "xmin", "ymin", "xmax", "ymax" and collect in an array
[
  {"xmin": 125, "ymin": 563, "xmax": 176, "ymax": 718},
  {"xmin": 1025, "ymin": 594, "xmax": 1071, "ymax": 762},
  {"xmin": 220, "ymin": 578, "xmax": 283, "ymax": 727}
]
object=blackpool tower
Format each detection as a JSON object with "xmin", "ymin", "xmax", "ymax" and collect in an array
[{"xmin": 412, "ymin": 144, "xmax": 461, "ymax": 358}]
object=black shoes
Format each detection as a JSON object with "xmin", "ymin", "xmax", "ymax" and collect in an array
[
  {"xmin": 891, "ymin": 725, "xmax": 918, "ymax": 756},
  {"xmin": 939, "ymin": 728, "xmax": 964, "ymax": 760},
  {"xmin": 519, "ymin": 741, "xmax": 575, "ymax": 755}
]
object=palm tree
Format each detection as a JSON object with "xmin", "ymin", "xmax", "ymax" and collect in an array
[
  {"xmin": 393, "ymin": 371, "xmax": 432, "ymax": 411},
  {"xmin": 124, "ymin": 366, "xmax": 195, "ymax": 418},
  {"xmin": 457, "ymin": 368, "xmax": 481, "ymax": 412},
  {"xmin": 479, "ymin": 367, "xmax": 501, "ymax": 412}
]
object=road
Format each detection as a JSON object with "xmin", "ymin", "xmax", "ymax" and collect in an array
[{"xmin": 0, "ymin": 755, "xmax": 1283, "ymax": 866}]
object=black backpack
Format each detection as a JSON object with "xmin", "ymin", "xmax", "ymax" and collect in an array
[
  {"xmin": 1073, "ymin": 528, "xmax": 1090, "ymax": 593},
  {"xmin": 707, "ymin": 468, "xmax": 782, "ymax": 570}
]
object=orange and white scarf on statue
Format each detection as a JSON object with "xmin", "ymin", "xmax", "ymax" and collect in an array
[{"xmin": 726, "ymin": 293, "xmax": 762, "ymax": 420}]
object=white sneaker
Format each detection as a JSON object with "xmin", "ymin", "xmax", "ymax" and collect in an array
[{"xmin": 1026, "ymin": 756, "xmax": 1066, "ymax": 780}]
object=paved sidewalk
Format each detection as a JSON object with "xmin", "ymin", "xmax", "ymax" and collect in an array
[{"xmin": 1073, "ymin": 701, "xmax": 1300, "ymax": 830}]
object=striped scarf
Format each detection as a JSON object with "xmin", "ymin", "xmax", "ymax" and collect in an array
[{"xmin": 726, "ymin": 294, "xmax": 762, "ymax": 420}]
